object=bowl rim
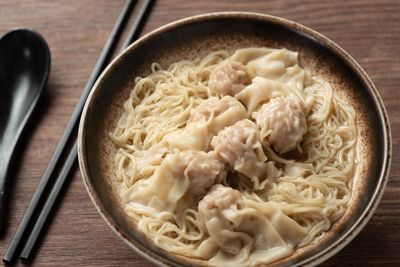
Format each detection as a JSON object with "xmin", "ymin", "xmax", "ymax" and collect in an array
[{"xmin": 78, "ymin": 11, "xmax": 392, "ymax": 267}]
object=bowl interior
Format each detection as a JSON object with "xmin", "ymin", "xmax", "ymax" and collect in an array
[{"xmin": 78, "ymin": 13, "xmax": 390, "ymax": 267}]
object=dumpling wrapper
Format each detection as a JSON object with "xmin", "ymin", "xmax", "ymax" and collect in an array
[
  {"xmin": 163, "ymin": 96, "xmax": 247, "ymax": 152},
  {"xmin": 189, "ymin": 96, "xmax": 247, "ymax": 135},
  {"xmin": 208, "ymin": 60, "xmax": 250, "ymax": 96},
  {"xmin": 231, "ymin": 47, "xmax": 298, "ymax": 79},
  {"xmin": 211, "ymin": 119, "xmax": 275, "ymax": 189},
  {"xmin": 278, "ymin": 64, "xmax": 312, "ymax": 93},
  {"xmin": 197, "ymin": 185, "xmax": 307, "ymax": 266},
  {"xmin": 252, "ymin": 97, "xmax": 307, "ymax": 154},
  {"xmin": 235, "ymin": 76, "xmax": 290, "ymax": 115},
  {"xmin": 123, "ymin": 151, "xmax": 225, "ymax": 217},
  {"xmin": 162, "ymin": 117, "xmax": 210, "ymax": 152}
]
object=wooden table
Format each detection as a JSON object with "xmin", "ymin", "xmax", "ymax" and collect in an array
[{"xmin": 0, "ymin": 0, "xmax": 399, "ymax": 266}]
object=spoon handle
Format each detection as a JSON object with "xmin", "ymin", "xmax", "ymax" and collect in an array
[
  {"xmin": 0, "ymin": 189, "xmax": 5, "ymax": 232},
  {"xmin": 0, "ymin": 144, "xmax": 13, "ymax": 233}
]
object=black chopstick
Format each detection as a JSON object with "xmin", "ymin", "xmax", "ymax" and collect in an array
[
  {"xmin": 122, "ymin": 0, "xmax": 155, "ymax": 49},
  {"xmin": 3, "ymin": 0, "xmax": 136, "ymax": 263},
  {"xmin": 19, "ymin": 143, "xmax": 77, "ymax": 260},
  {"xmin": 18, "ymin": 0, "xmax": 156, "ymax": 261}
]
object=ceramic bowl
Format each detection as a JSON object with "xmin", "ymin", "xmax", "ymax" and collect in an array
[{"xmin": 78, "ymin": 12, "xmax": 391, "ymax": 267}]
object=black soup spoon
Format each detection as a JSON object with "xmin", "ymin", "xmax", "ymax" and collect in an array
[{"xmin": 0, "ymin": 29, "xmax": 50, "ymax": 233}]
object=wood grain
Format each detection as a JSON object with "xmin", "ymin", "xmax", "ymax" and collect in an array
[{"xmin": 0, "ymin": 0, "xmax": 399, "ymax": 266}]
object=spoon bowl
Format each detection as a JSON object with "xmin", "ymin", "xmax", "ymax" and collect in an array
[{"xmin": 0, "ymin": 29, "xmax": 51, "ymax": 233}]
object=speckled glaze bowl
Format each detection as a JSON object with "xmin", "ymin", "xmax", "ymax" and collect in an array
[{"xmin": 78, "ymin": 12, "xmax": 391, "ymax": 267}]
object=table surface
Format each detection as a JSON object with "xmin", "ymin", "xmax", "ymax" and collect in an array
[{"xmin": 0, "ymin": 0, "xmax": 399, "ymax": 266}]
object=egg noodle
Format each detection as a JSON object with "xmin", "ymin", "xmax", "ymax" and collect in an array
[{"xmin": 110, "ymin": 48, "xmax": 357, "ymax": 266}]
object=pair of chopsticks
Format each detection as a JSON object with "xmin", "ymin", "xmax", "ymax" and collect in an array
[{"xmin": 3, "ymin": 0, "xmax": 155, "ymax": 263}]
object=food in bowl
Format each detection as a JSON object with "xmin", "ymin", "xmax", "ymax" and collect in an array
[{"xmin": 110, "ymin": 47, "xmax": 357, "ymax": 266}]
